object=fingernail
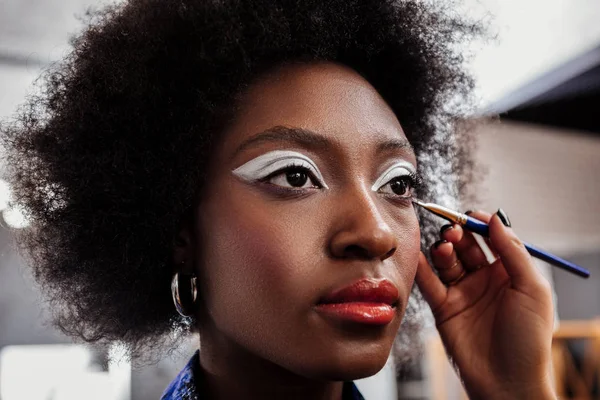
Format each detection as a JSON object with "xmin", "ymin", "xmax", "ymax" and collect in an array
[
  {"xmin": 464, "ymin": 210, "xmax": 473, "ymax": 215},
  {"xmin": 433, "ymin": 239, "xmax": 448, "ymax": 249},
  {"xmin": 440, "ymin": 224, "xmax": 453, "ymax": 234},
  {"xmin": 496, "ymin": 208, "xmax": 512, "ymax": 227}
]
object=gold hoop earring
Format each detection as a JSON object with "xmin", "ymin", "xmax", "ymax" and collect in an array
[{"xmin": 171, "ymin": 267, "xmax": 197, "ymax": 318}]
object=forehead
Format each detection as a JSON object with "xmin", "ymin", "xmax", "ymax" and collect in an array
[{"xmin": 222, "ymin": 62, "xmax": 412, "ymax": 160}]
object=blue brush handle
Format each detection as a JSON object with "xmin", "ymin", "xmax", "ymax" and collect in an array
[
  {"xmin": 464, "ymin": 217, "xmax": 490, "ymax": 236},
  {"xmin": 463, "ymin": 216, "xmax": 590, "ymax": 278},
  {"xmin": 524, "ymin": 243, "xmax": 590, "ymax": 278}
]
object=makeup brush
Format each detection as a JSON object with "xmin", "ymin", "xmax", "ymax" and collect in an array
[{"xmin": 412, "ymin": 198, "xmax": 590, "ymax": 279}]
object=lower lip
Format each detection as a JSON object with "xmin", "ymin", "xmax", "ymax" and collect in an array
[{"xmin": 314, "ymin": 302, "xmax": 395, "ymax": 325}]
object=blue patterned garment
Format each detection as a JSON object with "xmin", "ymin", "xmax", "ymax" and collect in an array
[{"xmin": 161, "ymin": 350, "xmax": 365, "ymax": 400}]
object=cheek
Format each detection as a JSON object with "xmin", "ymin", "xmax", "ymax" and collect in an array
[
  {"xmin": 196, "ymin": 190, "xmax": 324, "ymax": 330},
  {"xmin": 391, "ymin": 211, "xmax": 421, "ymax": 301}
]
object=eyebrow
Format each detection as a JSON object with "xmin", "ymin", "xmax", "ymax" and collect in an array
[{"xmin": 232, "ymin": 125, "xmax": 414, "ymax": 159}]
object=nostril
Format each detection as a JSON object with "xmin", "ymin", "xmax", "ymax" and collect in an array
[
  {"xmin": 343, "ymin": 245, "xmax": 396, "ymax": 260},
  {"xmin": 344, "ymin": 244, "xmax": 370, "ymax": 259},
  {"xmin": 383, "ymin": 247, "xmax": 396, "ymax": 259}
]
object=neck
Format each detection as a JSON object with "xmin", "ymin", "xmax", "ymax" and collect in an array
[{"xmin": 198, "ymin": 323, "xmax": 345, "ymax": 400}]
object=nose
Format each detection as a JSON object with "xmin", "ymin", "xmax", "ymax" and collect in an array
[{"xmin": 328, "ymin": 184, "xmax": 398, "ymax": 261}]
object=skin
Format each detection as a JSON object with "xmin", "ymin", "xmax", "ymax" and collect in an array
[
  {"xmin": 422, "ymin": 212, "xmax": 557, "ymax": 400},
  {"xmin": 174, "ymin": 62, "xmax": 557, "ymax": 400}
]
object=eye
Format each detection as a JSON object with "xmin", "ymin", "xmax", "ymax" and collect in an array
[
  {"xmin": 264, "ymin": 165, "xmax": 322, "ymax": 189},
  {"xmin": 378, "ymin": 175, "xmax": 415, "ymax": 197},
  {"xmin": 232, "ymin": 150, "xmax": 329, "ymax": 190},
  {"xmin": 371, "ymin": 162, "xmax": 421, "ymax": 200}
]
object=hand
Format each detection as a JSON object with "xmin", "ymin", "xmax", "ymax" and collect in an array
[{"xmin": 414, "ymin": 210, "xmax": 556, "ymax": 400}]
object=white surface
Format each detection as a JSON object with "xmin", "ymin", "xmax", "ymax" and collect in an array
[
  {"xmin": 0, "ymin": 0, "xmax": 110, "ymax": 63},
  {"xmin": 2, "ymin": 204, "xmax": 30, "ymax": 228},
  {"xmin": 463, "ymin": 0, "xmax": 600, "ymax": 109},
  {"xmin": 0, "ymin": 344, "xmax": 131, "ymax": 400}
]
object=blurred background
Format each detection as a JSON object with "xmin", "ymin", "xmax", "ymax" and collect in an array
[{"xmin": 1, "ymin": 0, "xmax": 599, "ymax": 399}]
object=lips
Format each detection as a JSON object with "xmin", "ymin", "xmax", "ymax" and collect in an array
[
  {"xmin": 314, "ymin": 279, "xmax": 399, "ymax": 325},
  {"xmin": 319, "ymin": 279, "xmax": 399, "ymax": 306}
]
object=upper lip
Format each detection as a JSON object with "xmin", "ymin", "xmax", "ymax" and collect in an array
[{"xmin": 318, "ymin": 278, "xmax": 399, "ymax": 307}]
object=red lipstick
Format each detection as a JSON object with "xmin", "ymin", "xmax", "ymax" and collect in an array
[{"xmin": 315, "ymin": 279, "xmax": 399, "ymax": 325}]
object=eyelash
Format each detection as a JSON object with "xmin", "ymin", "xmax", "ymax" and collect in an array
[
  {"xmin": 259, "ymin": 165, "xmax": 423, "ymax": 201},
  {"xmin": 378, "ymin": 171, "xmax": 423, "ymax": 202},
  {"xmin": 258, "ymin": 163, "xmax": 323, "ymax": 193}
]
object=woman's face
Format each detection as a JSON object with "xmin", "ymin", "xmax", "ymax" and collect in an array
[{"xmin": 192, "ymin": 62, "xmax": 421, "ymax": 380}]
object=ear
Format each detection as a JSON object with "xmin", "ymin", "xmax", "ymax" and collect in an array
[{"xmin": 172, "ymin": 226, "xmax": 195, "ymax": 275}]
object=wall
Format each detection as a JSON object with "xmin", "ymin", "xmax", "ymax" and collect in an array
[{"xmin": 470, "ymin": 120, "xmax": 600, "ymax": 316}]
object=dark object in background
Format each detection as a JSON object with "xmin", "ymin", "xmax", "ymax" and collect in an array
[{"xmin": 490, "ymin": 45, "xmax": 600, "ymax": 134}]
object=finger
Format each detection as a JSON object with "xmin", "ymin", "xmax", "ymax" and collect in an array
[
  {"xmin": 488, "ymin": 212, "xmax": 541, "ymax": 291},
  {"xmin": 465, "ymin": 210, "xmax": 493, "ymax": 223},
  {"xmin": 430, "ymin": 239, "xmax": 466, "ymax": 284},
  {"xmin": 414, "ymin": 251, "xmax": 447, "ymax": 310},
  {"xmin": 441, "ymin": 223, "xmax": 492, "ymax": 272},
  {"xmin": 463, "ymin": 210, "xmax": 499, "ymax": 263}
]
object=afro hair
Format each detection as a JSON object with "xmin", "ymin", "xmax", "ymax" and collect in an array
[{"xmin": 1, "ymin": 0, "xmax": 480, "ymax": 363}]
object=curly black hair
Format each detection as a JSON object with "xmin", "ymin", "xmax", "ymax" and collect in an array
[{"xmin": 1, "ymin": 0, "xmax": 479, "ymax": 364}]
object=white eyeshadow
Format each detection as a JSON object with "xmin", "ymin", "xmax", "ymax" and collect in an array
[
  {"xmin": 232, "ymin": 150, "xmax": 328, "ymax": 188},
  {"xmin": 371, "ymin": 161, "xmax": 416, "ymax": 192}
]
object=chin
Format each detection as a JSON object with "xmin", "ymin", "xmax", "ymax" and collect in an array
[
  {"xmin": 316, "ymin": 362, "xmax": 388, "ymax": 382},
  {"xmin": 298, "ymin": 348, "xmax": 392, "ymax": 381}
]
